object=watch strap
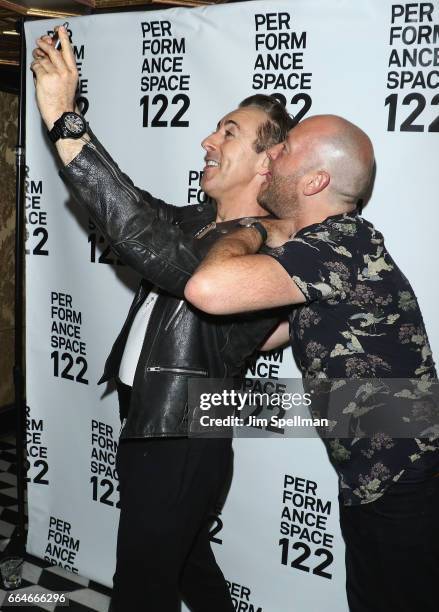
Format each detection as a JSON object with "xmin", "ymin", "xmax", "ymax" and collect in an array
[
  {"xmin": 47, "ymin": 112, "xmax": 86, "ymax": 143},
  {"xmin": 246, "ymin": 221, "xmax": 268, "ymax": 244},
  {"xmin": 48, "ymin": 120, "xmax": 64, "ymax": 143}
]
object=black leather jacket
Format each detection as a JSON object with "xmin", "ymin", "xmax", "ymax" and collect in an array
[{"xmin": 60, "ymin": 130, "xmax": 283, "ymax": 439}]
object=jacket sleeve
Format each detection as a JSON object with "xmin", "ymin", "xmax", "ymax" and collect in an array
[{"xmin": 59, "ymin": 129, "xmax": 207, "ymax": 296}]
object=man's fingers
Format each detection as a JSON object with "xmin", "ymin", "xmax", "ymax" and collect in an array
[
  {"xmin": 32, "ymin": 47, "xmax": 47, "ymax": 60},
  {"xmin": 38, "ymin": 57, "xmax": 57, "ymax": 73},
  {"xmin": 30, "ymin": 57, "xmax": 58, "ymax": 77},
  {"xmin": 37, "ymin": 38, "xmax": 68, "ymax": 72},
  {"xmin": 57, "ymin": 26, "xmax": 77, "ymax": 71},
  {"xmin": 30, "ymin": 59, "xmax": 47, "ymax": 76},
  {"xmin": 34, "ymin": 26, "xmax": 77, "ymax": 76}
]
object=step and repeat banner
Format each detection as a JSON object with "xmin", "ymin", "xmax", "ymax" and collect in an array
[{"xmin": 24, "ymin": 1, "xmax": 438, "ymax": 610}]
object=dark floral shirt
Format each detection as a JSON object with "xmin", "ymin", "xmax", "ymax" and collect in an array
[{"xmin": 269, "ymin": 210, "xmax": 439, "ymax": 505}]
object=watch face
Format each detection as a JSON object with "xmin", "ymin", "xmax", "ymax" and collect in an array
[{"xmin": 64, "ymin": 113, "xmax": 85, "ymax": 134}]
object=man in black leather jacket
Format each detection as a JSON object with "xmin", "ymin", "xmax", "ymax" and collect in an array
[{"xmin": 31, "ymin": 27, "xmax": 293, "ymax": 612}]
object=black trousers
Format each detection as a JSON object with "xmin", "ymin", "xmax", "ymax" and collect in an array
[
  {"xmin": 112, "ymin": 384, "xmax": 234, "ymax": 612},
  {"xmin": 339, "ymin": 475, "xmax": 439, "ymax": 612}
]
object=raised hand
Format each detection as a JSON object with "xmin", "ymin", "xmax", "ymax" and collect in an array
[{"xmin": 30, "ymin": 26, "xmax": 78, "ymax": 129}]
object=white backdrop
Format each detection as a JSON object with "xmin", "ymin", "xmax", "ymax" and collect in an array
[{"xmin": 24, "ymin": 1, "xmax": 438, "ymax": 610}]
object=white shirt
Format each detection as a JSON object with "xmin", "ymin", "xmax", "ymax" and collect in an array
[{"xmin": 118, "ymin": 288, "xmax": 159, "ymax": 386}]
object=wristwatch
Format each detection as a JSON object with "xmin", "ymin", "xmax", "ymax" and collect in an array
[
  {"xmin": 238, "ymin": 217, "xmax": 268, "ymax": 244},
  {"xmin": 48, "ymin": 111, "xmax": 87, "ymax": 143}
]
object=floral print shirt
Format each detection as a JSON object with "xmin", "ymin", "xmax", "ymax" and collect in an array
[{"xmin": 269, "ymin": 210, "xmax": 439, "ymax": 505}]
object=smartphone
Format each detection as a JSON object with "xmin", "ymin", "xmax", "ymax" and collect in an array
[{"xmin": 51, "ymin": 22, "xmax": 69, "ymax": 50}]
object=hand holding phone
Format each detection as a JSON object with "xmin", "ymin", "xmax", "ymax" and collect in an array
[
  {"xmin": 31, "ymin": 23, "xmax": 79, "ymax": 131},
  {"xmin": 51, "ymin": 22, "xmax": 69, "ymax": 50}
]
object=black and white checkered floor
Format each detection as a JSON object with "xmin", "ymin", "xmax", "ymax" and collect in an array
[{"xmin": 0, "ymin": 435, "xmax": 112, "ymax": 611}]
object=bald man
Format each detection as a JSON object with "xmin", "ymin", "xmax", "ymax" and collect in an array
[{"xmin": 185, "ymin": 115, "xmax": 439, "ymax": 612}]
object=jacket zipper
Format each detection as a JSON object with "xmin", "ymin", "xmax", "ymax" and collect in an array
[
  {"xmin": 129, "ymin": 293, "xmax": 160, "ymax": 384},
  {"xmin": 164, "ymin": 300, "xmax": 185, "ymax": 331},
  {"xmin": 146, "ymin": 366, "xmax": 208, "ymax": 376},
  {"xmin": 88, "ymin": 142, "xmax": 141, "ymax": 204},
  {"xmin": 193, "ymin": 221, "xmax": 216, "ymax": 239}
]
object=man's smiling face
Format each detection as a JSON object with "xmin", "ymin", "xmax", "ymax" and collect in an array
[{"xmin": 200, "ymin": 106, "xmax": 269, "ymax": 202}]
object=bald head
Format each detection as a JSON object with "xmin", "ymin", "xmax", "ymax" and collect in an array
[
  {"xmin": 258, "ymin": 114, "xmax": 375, "ymax": 222},
  {"xmin": 295, "ymin": 114, "xmax": 375, "ymax": 205}
]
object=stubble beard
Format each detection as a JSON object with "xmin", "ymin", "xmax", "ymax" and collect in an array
[{"xmin": 257, "ymin": 174, "xmax": 301, "ymax": 220}]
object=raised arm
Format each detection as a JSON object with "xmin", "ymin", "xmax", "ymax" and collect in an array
[
  {"xmin": 31, "ymin": 26, "xmax": 210, "ymax": 296},
  {"xmin": 31, "ymin": 27, "xmax": 86, "ymax": 165},
  {"xmin": 58, "ymin": 130, "xmax": 211, "ymax": 295}
]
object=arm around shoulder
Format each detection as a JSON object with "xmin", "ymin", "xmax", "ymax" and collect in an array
[{"xmin": 185, "ymin": 251, "xmax": 305, "ymax": 315}]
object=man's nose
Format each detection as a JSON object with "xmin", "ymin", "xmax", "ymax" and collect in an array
[
  {"xmin": 201, "ymin": 132, "xmax": 219, "ymax": 151},
  {"xmin": 267, "ymin": 142, "xmax": 284, "ymax": 161}
]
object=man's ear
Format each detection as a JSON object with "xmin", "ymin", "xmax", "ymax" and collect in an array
[
  {"xmin": 303, "ymin": 170, "xmax": 330, "ymax": 196},
  {"xmin": 256, "ymin": 151, "xmax": 271, "ymax": 176}
]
